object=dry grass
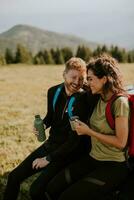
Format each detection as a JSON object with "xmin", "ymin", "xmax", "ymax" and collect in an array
[
  {"xmin": 0, "ymin": 64, "xmax": 64, "ymax": 174},
  {"xmin": 0, "ymin": 64, "xmax": 64, "ymax": 199},
  {"xmin": 118, "ymin": 63, "xmax": 134, "ymax": 86},
  {"xmin": 0, "ymin": 63, "xmax": 134, "ymax": 199}
]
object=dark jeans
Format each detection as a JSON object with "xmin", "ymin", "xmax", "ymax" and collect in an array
[
  {"xmin": 45, "ymin": 155, "xmax": 129, "ymax": 200},
  {"xmin": 3, "ymin": 143, "xmax": 77, "ymax": 200}
]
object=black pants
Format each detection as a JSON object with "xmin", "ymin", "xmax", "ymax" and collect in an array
[
  {"xmin": 118, "ymin": 169, "xmax": 134, "ymax": 200},
  {"xmin": 3, "ymin": 143, "xmax": 77, "ymax": 200},
  {"xmin": 45, "ymin": 155, "xmax": 129, "ymax": 200}
]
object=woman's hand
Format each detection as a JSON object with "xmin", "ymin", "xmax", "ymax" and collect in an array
[
  {"xmin": 74, "ymin": 120, "xmax": 91, "ymax": 136},
  {"xmin": 32, "ymin": 157, "xmax": 49, "ymax": 169},
  {"xmin": 74, "ymin": 117, "xmax": 129, "ymax": 149}
]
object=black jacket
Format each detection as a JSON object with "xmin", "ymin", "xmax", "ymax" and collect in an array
[{"xmin": 43, "ymin": 83, "xmax": 98, "ymax": 161}]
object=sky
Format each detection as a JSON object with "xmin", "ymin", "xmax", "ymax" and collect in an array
[{"xmin": 0, "ymin": 0, "xmax": 134, "ymax": 48}]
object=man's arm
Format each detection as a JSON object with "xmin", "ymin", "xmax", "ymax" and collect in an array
[
  {"xmin": 46, "ymin": 132, "xmax": 82, "ymax": 161},
  {"xmin": 43, "ymin": 87, "xmax": 54, "ymax": 128}
]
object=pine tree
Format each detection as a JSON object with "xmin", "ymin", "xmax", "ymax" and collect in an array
[
  {"xmin": 110, "ymin": 46, "xmax": 123, "ymax": 62},
  {"xmin": 61, "ymin": 47, "xmax": 73, "ymax": 62},
  {"xmin": 75, "ymin": 45, "xmax": 81, "ymax": 57},
  {"xmin": 43, "ymin": 50, "xmax": 54, "ymax": 64},
  {"xmin": 15, "ymin": 44, "xmax": 33, "ymax": 64},
  {"xmin": 84, "ymin": 46, "xmax": 92, "ymax": 62},
  {"xmin": 33, "ymin": 51, "xmax": 45, "ymax": 64},
  {"xmin": 76, "ymin": 45, "xmax": 92, "ymax": 62},
  {"xmin": 128, "ymin": 51, "xmax": 134, "ymax": 63},
  {"xmin": 0, "ymin": 54, "xmax": 6, "ymax": 65},
  {"xmin": 5, "ymin": 48, "xmax": 14, "ymax": 64},
  {"xmin": 54, "ymin": 48, "xmax": 64, "ymax": 64},
  {"xmin": 93, "ymin": 46, "xmax": 102, "ymax": 56},
  {"xmin": 101, "ymin": 45, "xmax": 108, "ymax": 53},
  {"xmin": 50, "ymin": 48, "xmax": 56, "ymax": 64}
]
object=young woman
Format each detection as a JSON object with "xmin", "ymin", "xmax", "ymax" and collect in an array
[{"xmin": 45, "ymin": 54, "xmax": 130, "ymax": 200}]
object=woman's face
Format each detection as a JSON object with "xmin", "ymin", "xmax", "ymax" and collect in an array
[{"xmin": 87, "ymin": 69, "xmax": 106, "ymax": 95}]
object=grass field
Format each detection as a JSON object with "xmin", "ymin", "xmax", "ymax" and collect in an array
[{"xmin": 0, "ymin": 63, "xmax": 134, "ymax": 199}]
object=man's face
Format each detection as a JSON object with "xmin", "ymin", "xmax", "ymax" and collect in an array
[{"xmin": 63, "ymin": 69, "xmax": 86, "ymax": 95}]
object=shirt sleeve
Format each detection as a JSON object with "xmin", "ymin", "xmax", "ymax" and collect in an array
[
  {"xmin": 43, "ymin": 87, "xmax": 53, "ymax": 128},
  {"xmin": 113, "ymin": 96, "xmax": 130, "ymax": 118}
]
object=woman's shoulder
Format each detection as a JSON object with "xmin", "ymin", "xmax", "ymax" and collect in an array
[
  {"xmin": 113, "ymin": 96, "xmax": 130, "ymax": 117},
  {"xmin": 114, "ymin": 96, "xmax": 129, "ymax": 106}
]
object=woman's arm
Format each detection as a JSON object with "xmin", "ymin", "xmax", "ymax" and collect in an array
[{"xmin": 74, "ymin": 116, "xmax": 129, "ymax": 149}]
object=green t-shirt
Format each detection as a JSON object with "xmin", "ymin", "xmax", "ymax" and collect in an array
[{"xmin": 89, "ymin": 96, "xmax": 129, "ymax": 162}]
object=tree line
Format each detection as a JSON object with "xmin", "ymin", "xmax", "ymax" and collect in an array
[{"xmin": 0, "ymin": 44, "xmax": 134, "ymax": 65}]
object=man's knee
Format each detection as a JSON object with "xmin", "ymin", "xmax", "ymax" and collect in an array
[
  {"xmin": 46, "ymin": 168, "xmax": 72, "ymax": 200},
  {"xmin": 30, "ymin": 181, "xmax": 45, "ymax": 200},
  {"xmin": 30, "ymin": 184, "xmax": 39, "ymax": 199}
]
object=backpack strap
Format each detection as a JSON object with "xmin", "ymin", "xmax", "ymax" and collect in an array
[
  {"xmin": 53, "ymin": 84, "xmax": 64, "ymax": 111},
  {"xmin": 128, "ymin": 94, "xmax": 134, "ymax": 157},
  {"xmin": 105, "ymin": 93, "xmax": 124, "ymax": 130},
  {"xmin": 67, "ymin": 96, "xmax": 76, "ymax": 118},
  {"xmin": 52, "ymin": 83, "xmax": 76, "ymax": 118}
]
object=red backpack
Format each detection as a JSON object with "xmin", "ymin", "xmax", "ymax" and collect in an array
[{"xmin": 105, "ymin": 93, "xmax": 134, "ymax": 157}]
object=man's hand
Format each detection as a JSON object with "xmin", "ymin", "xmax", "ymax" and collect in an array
[
  {"xmin": 32, "ymin": 157, "xmax": 49, "ymax": 169},
  {"xmin": 33, "ymin": 124, "xmax": 46, "ymax": 139},
  {"xmin": 33, "ymin": 127, "xmax": 39, "ymax": 138}
]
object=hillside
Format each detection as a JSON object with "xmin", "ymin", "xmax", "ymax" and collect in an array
[{"xmin": 0, "ymin": 24, "xmax": 98, "ymax": 55}]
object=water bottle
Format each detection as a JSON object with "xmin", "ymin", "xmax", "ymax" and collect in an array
[{"xmin": 34, "ymin": 115, "xmax": 46, "ymax": 142}]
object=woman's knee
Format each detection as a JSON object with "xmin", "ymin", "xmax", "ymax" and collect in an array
[{"xmin": 58, "ymin": 179, "xmax": 105, "ymax": 200}]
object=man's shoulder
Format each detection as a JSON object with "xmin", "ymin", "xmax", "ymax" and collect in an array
[{"xmin": 48, "ymin": 83, "xmax": 64, "ymax": 94}]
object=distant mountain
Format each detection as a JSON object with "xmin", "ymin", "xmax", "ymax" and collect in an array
[{"xmin": 0, "ymin": 24, "xmax": 98, "ymax": 55}]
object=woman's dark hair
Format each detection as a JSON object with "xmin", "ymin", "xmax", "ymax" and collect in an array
[{"xmin": 87, "ymin": 54, "xmax": 126, "ymax": 95}]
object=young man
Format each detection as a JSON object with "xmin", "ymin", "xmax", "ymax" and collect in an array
[{"xmin": 3, "ymin": 57, "xmax": 97, "ymax": 200}]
